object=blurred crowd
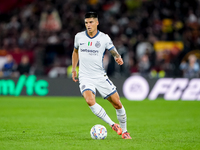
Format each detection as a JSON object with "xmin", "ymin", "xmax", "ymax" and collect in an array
[{"xmin": 0, "ymin": 0, "xmax": 200, "ymax": 78}]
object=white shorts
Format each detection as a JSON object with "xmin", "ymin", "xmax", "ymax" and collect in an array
[{"xmin": 79, "ymin": 75, "xmax": 117, "ymax": 99}]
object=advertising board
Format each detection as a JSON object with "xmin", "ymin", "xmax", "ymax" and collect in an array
[
  {"xmin": 123, "ymin": 76, "xmax": 200, "ymax": 101},
  {"xmin": 1, "ymin": 75, "xmax": 199, "ymax": 101}
]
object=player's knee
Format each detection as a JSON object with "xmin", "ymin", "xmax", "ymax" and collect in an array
[
  {"xmin": 114, "ymin": 102, "xmax": 122, "ymax": 109},
  {"xmin": 110, "ymin": 99, "xmax": 122, "ymax": 109},
  {"xmin": 85, "ymin": 97, "xmax": 95, "ymax": 106}
]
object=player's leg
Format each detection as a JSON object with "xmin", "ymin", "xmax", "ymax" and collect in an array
[
  {"xmin": 107, "ymin": 92, "xmax": 126, "ymax": 132},
  {"xmin": 82, "ymin": 90, "xmax": 96, "ymax": 106},
  {"xmin": 82, "ymin": 90, "xmax": 115, "ymax": 126},
  {"xmin": 95, "ymin": 77, "xmax": 122, "ymax": 135},
  {"xmin": 107, "ymin": 92, "xmax": 132, "ymax": 139},
  {"xmin": 96, "ymin": 76, "xmax": 131, "ymax": 138}
]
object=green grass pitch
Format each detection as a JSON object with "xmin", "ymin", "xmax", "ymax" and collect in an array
[{"xmin": 0, "ymin": 96, "xmax": 200, "ymax": 150}]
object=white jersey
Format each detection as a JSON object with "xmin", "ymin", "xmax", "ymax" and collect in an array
[{"xmin": 74, "ymin": 30, "xmax": 114, "ymax": 80}]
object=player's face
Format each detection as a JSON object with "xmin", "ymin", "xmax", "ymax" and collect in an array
[{"xmin": 85, "ymin": 18, "xmax": 99, "ymax": 34}]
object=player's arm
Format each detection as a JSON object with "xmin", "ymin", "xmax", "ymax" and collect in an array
[
  {"xmin": 72, "ymin": 48, "xmax": 79, "ymax": 82},
  {"xmin": 109, "ymin": 47, "xmax": 123, "ymax": 65}
]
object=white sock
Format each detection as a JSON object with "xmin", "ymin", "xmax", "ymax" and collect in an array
[
  {"xmin": 116, "ymin": 106, "xmax": 127, "ymax": 133},
  {"xmin": 89, "ymin": 103, "xmax": 115, "ymax": 126}
]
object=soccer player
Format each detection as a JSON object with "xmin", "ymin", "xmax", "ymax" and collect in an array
[{"xmin": 72, "ymin": 12, "xmax": 131, "ymax": 139}]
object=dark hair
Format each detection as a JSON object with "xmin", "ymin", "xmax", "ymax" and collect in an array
[{"xmin": 85, "ymin": 12, "xmax": 98, "ymax": 19}]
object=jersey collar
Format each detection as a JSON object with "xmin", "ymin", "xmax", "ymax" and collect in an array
[{"xmin": 85, "ymin": 30, "xmax": 99, "ymax": 39}]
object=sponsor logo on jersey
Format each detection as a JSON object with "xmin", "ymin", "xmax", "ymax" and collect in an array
[
  {"xmin": 80, "ymin": 43, "xmax": 85, "ymax": 45},
  {"xmin": 80, "ymin": 49, "xmax": 99, "ymax": 55},
  {"xmin": 95, "ymin": 41, "xmax": 101, "ymax": 48}
]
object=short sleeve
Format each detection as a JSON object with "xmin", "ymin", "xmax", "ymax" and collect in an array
[
  {"xmin": 74, "ymin": 34, "xmax": 79, "ymax": 49},
  {"xmin": 105, "ymin": 34, "xmax": 115, "ymax": 50}
]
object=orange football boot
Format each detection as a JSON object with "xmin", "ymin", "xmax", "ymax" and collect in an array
[
  {"xmin": 111, "ymin": 123, "xmax": 122, "ymax": 135},
  {"xmin": 122, "ymin": 132, "xmax": 132, "ymax": 139}
]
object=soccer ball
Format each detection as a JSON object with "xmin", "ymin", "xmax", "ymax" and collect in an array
[{"xmin": 90, "ymin": 124, "xmax": 107, "ymax": 140}]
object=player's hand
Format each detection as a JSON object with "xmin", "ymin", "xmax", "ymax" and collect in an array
[
  {"xmin": 115, "ymin": 57, "xmax": 124, "ymax": 65},
  {"xmin": 72, "ymin": 71, "xmax": 78, "ymax": 82}
]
